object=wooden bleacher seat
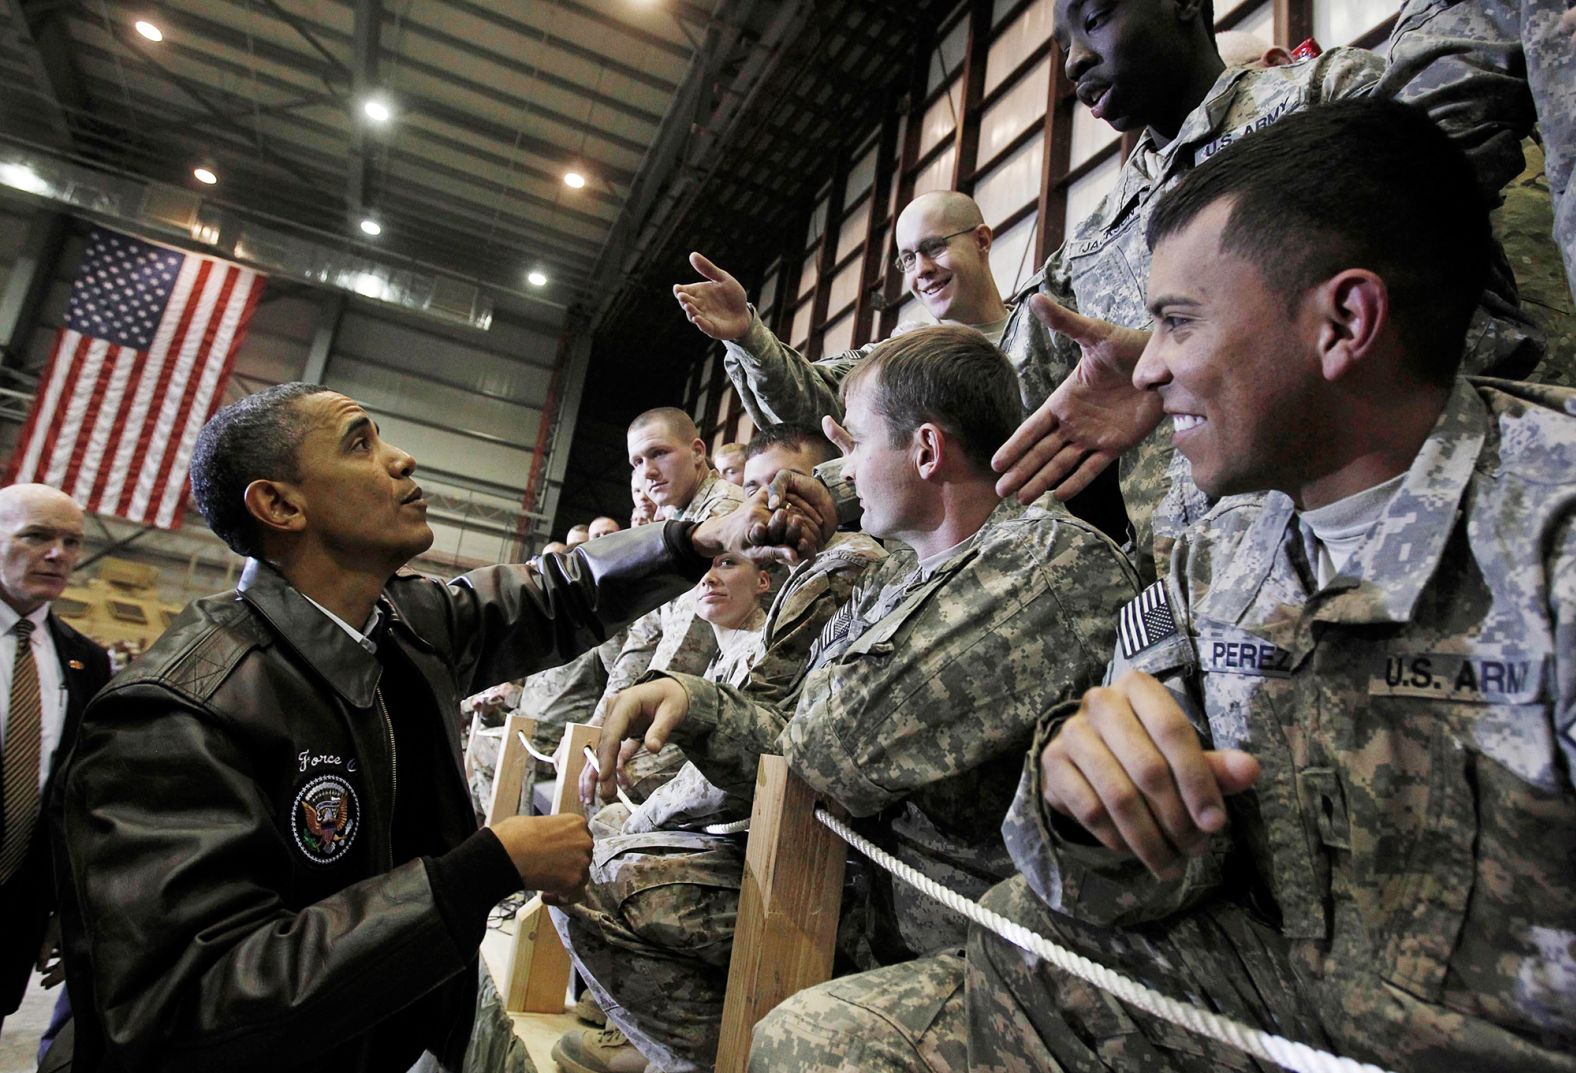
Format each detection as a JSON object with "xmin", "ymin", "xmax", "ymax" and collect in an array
[
  {"xmin": 498, "ymin": 720, "xmax": 603, "ymax": 1015},
  {"xmin": 497, "ymin": 735, "xmax": 845, "ymax": 1069},
  {"xmin": 714, "ymin": 755, "xmax": 845, "ymax": 1073}
]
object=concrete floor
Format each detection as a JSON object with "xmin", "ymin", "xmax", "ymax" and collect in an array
[
  {"xmin": 480, "ymin": 927, "xmax": 581, "ymax": 1073},
  {"xmin": 0, "ymin": 970, "xmax": 56, "ymax": 1073}
]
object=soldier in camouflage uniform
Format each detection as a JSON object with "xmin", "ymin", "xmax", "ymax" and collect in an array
[
  {"xmin": 673, "ymin": 193, "xmax": 1131, "ymax": 546},
  {"xmin": 754, "ymin": 100, "xmax": 1576, "ymax": 1073},
  {"xmin": 553, "ymin": 426, "xmax": 888, "ymax": 1073},
  {"xmin": 987, "ymin": 0, "xmax": 1551, "ymax": 585},
  {"xmin": 674, "ymin": 196, "xmax": 1012, "ymax": 432},
  {"xmin": 1381, "ymin": 0, "xmax": 1576, "ymax": 303},
  {"xmin": 563, "ymin": 328, "xmax": 1134, "ymax": 1073},
  {"xmin": 587, "ymin": 409, "xmax": 746, "ymax": 803}
]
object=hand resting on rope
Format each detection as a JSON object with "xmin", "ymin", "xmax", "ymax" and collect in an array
[{"xmin": 592, "ymin": 677, "xmax": 692, "ymax": 805}]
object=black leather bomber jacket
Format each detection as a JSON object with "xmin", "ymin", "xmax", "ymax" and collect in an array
[{"xmin": 50, "ymin": 522, "xmax": 708, "ymax": 1073}]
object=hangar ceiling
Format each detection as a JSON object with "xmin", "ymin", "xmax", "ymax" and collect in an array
[{"xmin": 0, "ymin": 0, "xmax": 958, "ymax": 542}]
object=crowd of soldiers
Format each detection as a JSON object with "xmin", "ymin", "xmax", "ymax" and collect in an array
[
  {"xmin": 517, "ymin": 2, "xmax": 1576, "ymax": 1071},
  {"xmin": 28, "ymin": 1, "xmax": 1575, "ymax": 1073}
]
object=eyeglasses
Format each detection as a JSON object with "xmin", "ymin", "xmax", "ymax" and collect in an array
[{"xmin": 892, "ymin": 228, "xmax": 976, "ymax": 273}]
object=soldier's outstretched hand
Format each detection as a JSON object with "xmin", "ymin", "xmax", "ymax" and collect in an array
[
  {"xmin": 994, "ymin": 294, "xmax": 1160, "ymax": 503},
  {"xmin": 596, "ymin": 677, "xmax": 692, "ymax": 803},
  {"xmin": 1041, "ymin": 669, "xmax": 1259, "ymax": 879},
  {"xmin": 674, "ymin": 252, "xmax": 752, "ymax": 342}
]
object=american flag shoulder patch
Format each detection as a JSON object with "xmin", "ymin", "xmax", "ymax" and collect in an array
[{"xmin": 1119, "ymin": 581, "xmax": 1178, "ymax": 659}]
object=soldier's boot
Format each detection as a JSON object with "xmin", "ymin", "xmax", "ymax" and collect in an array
[
  {"xmin": 570, "ymin": 989, "xmax": 608, "ymax": 1027},
  {"xmin": 552, "ymin": 1026, "xmax": 649, "ymax": 1073}
]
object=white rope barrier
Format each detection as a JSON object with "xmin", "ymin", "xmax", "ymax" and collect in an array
[
  {"xmin": 580, "ymin": 746, "xmax": 640, "ymax": 814},
  {"xmin": 515, "ymin": 729, "xmax": 558, "ymax": 766},
  {"xmin": 558, "ymin": 737, "xmax": 750, "ymax": 833},
  {"xmin": 702, "ymin": 817, "xmax": 752, "ymax": 835},
  {"xmin": 812, "ymin": 807, "xmax": 1396, "ymax": 1073}
]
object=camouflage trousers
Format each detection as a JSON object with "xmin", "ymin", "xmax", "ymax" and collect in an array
[
  {"xmin": 551, "ymin": 829, "xmax": 746, "ymax": 1073},
  {"xmin": 620, "ymin": 742, "xmax": 688, "ymax": 805},
  {"xmin": 750, "ymin": 875, "xmax": 1576, "ymax": 1073},
  {"xmin": 749, "ymin": 878, "xmax": 1316, "ymax": 1073},
  {"xmin": 965, "ymin": 878, "xmax": 1317, "ymax": 1073},
  {"xmin": 748, "ymin": 954, "xmax": 968, "ymax": 1073}
]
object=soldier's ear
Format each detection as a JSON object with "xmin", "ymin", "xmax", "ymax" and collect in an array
[
  {"xmin": 245, "ymin": 478, "xmax": 307, "ymax": 537},
  {"xmin": 1311, "ymin": 269, "xmax": 1387, "ymax": 384},
  {"xmin": 913, "ymin": 423, "xmax": 944, "ymax": 480}
]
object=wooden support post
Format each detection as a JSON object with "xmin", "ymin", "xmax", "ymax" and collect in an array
[
  {"xmin": 485, "ymin": 713, "xmax": 536, "ymax": 826},
  {"xmin": 551, "ymin": 721, "xmax": 603, "ymax": 819},
  {"xmin": 502, "ymin": 721, "xmax": 603, "ymax": 1014},
  {"xmin": 503, "ymin": 894, "xmax": 574, "ymax": 1014},
  {"xmin": 714, "ymin": 756, "xmax": 847, "ymax": 1073}
]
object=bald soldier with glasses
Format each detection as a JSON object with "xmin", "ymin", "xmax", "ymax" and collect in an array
[{"xmin": 673, "ymin": 190, "xmax": 1129, "ymax": 544}]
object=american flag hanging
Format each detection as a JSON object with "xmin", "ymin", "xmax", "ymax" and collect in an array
[{"xmin": 4, "ymin": 227, "xmax": 266, "ymax": 528}]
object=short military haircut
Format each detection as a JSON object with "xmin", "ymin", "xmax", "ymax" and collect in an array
[
  {"xmin": 629, "ymin": 406, "xmax": 699, "ymax": 441},
  {"xmin": 1146, "ymin": 99, "xmax": 1490, "ymax": 383},
  {"xmin": 190, "ymin": 382, "xmax": 332, "ymax": 558},
  {"xmin": 843, "ymin": 325, "xmax": 1023, "ymax": 472},
  {"xmin": 714, "ymin": 442, "xmax": 747, "ymax": 460},
  {"xmin": 745, "ymin": 423, "xmax": 838, "ymax": 468}
]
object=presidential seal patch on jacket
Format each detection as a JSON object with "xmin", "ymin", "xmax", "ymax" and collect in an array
[{"xmin": 293, "ymin": 774, "xmax": 359, "ymax": 863}]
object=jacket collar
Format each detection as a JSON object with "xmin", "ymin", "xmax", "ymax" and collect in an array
[
  {"xmin": 1120, "ymin": 65, "xmax": 1251, "ymax": 190},
  {"xmin": 926, "ymin": 497, "xmax": 1024, "ymax": 579},
  {"xmin": 1197, "ymin": 378, "xmax": 1485, "ymax": 630},
  {"xmin": 238, "ymin": 559, "xmax": 389, "ymax": 708}
]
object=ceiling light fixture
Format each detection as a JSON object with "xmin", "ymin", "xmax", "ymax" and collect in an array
[
  {"xmin": 563, "ymin": 171, "xmax": 586, "ymax": 189},
  {"xmin": 363, "ymin": 97, "xmax": 391, "ymax": 123},
  {"xmin": 359, "ymin": 218, "xmax": 382, "ymax": 236},
  {"xmin": 193, "ymin": 166, "xmax": 218, "ymax": 185},
  {"xmin": 134, "ymin": 20, "xmax": 163, "ymax": 42},
  {"xmin": 526, "ymin": 270, "xmax": 548, "ymax": 287},
  {"xmin": 0, "ymin": 163, "xmax": 49, "ymax": 195}
]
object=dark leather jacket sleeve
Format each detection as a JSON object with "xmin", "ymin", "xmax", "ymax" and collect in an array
[{"xmin": 431, "ymin": 519, "xmax": 709, "ymax": 697}]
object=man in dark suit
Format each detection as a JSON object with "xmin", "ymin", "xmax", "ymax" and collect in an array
[{"xmin": 0, "ymin": 483, "xmax": 110, "ymax": 1043}]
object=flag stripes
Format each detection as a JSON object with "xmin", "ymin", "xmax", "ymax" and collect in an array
[
  {"xmin": 5, "ymin": 229, "xmax": 265, "ymax": 528},
  {"xmin": 1119, "ymin": 581, "xmax": 1179, "ymax": 659}
]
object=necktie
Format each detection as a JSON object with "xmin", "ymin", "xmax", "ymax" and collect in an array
[{"xmin": 0, "ymin": 618, "xmax": 42, "ymax": 883}]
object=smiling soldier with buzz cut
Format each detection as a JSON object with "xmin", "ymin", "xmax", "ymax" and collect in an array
[{"xmin": 752, "ymin": 98, "xmax": 1576, "ymax": 1073}]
